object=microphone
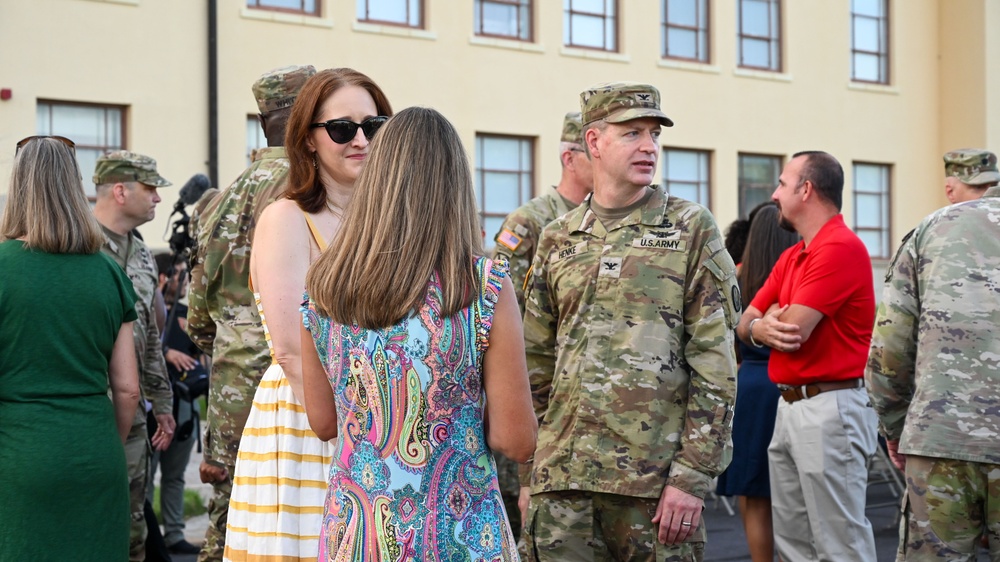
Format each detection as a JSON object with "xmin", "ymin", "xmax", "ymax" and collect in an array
[{"xmin": 178, "ymin": 174, "xmax": 212, "ymax": 206}]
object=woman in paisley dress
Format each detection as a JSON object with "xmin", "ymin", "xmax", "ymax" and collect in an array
[
  {"xmin": 300, "ymin": 106, "xmax": 537, "ymax": 561},
  {"xmin": 224, "ymin": 68, "xmax": 393, "ymax": 562}
]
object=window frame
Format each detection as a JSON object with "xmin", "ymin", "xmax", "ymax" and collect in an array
[
  {"xmin": 737, "ymin": 0, "xmax": 782, "ymax": 72},
  {"xmin": 36, "ymin": 99, "xmax": 128, "ymax": 201},
  {"xmin": 661, "ymin": 147, "xmax": 712, "ymax": 209},
  {"xmin": 564, "ymin": 0, "xmax": 619, "ymax": 52},
  {"xmin": 661, "ymin": 0, "xmax": 710, "ymax": 63},
  {"xmin": 852, "ymin": 161, "xmax": 892, "ymax": 260},
  {"xmin": 850, "ymin": 0, "xmax": 890, "ymax": 84},
  {"xmin": 475, "ymin": 0, "xmax": 533, "ymax": 41},
  {"xmin": 357, "ymin": 0, "xmax": 423, "ymax": 28},
  {"xmin": 737, "ymin": 152, "xmax": 782, "ymax": 218},
  {"xmin": 475, "ymin": 133, "xmax": 535, "ymax": 246},
  {"xmin": 246, "ymin": 0, "xmax": 320, "ymax": 17}
]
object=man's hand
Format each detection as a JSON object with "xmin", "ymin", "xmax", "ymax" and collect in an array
[
  {"xmin": 151, "ymin": 413, "xmax": 176, "ymax": 450},
  {"xmin": 164, "ymin": 348, "xmax": 198, "ymax": 372},
  {"xmin": 886, "ymin": 439, "xmax": 906, "ymax": 472},
  {"xmin": 755, "ymin": 304, "xmax": 802, "ymax": 352},
  {"xmin": 650, "ymin": 485, "xmax": 703, "ymax": 545},
  {"xmin": 199, "ymin": 461, "xmax": 229, "ymax": 484},
  {"xmin": 518, "ymin": 486, "xmax": 531, "ymax": 529}
]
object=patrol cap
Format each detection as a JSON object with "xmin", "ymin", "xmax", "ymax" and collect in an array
[
  {"xmin": 93, "ymin": 150, "xmax": 171, "ymax": 187},
  {"xmin": 580, "ymin": 81, "xmax": 674, "ymax": 127},
  {"xmin": 560, "ymin": 112, "xmax": 584, "ymax": 145},
  {"xmin": 252, "ymin": 65, "xmax": 317, "ymax": 114},
  {"xmin": 943, "ymin": 148, "xmax": 1000, "ymax": 186}
]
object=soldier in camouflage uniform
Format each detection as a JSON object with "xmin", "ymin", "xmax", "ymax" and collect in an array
[
  {"xmin": 867, "ymin": 148, "xmax": 1000, "ymax": 561},
  {"xmin": 943, "ymin": 148, "xmax": 1000, "ymax": 204},
  {"xmin": 186, "ymin": 64, "xmax": 315, "ymax": 562},
  {"xmin": 92, "ymin": 151, "xmax": 177, "ymax": 562},
  {"xmin": 490, "ymin": 111, "xmax": 593, "ymax": 540},
  {"xmin": 521, "ymin": 82, "xmax": 739, "ymax": 561}
]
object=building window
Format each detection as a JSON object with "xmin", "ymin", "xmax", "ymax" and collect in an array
[
  {"xmin": 738, "ymin": 0, "xmax": 781, "ymax": 71},
  {"xmin": 662, "ymin": 148, "xmax": 710, "ymax": 207},
  {"xmin": 36, "ymin": 101, "xmax": 126, "ymax": 199},
  {"xmin": 662, "ymin": 0, "xmax": 709, "ymax": 62},
  {"xmin": 851, "ymin": 0, "xmax": 889, "ymax": 84},
  {"xmin": 564, "ymin": 0, "xmax": 617, "ymax": 51},
  {"xmin": 475, "ymin": 134, "xmax": 534, "ymax": 246},
  {"xmin": 853, "ymin": 162, "xmax": 891, "ymax": 259},
  {"xmin": 475, "ymin": 0, "xmax": 532, "ymax": 40},
  {"xmin": 357, "ymin": 0, "xmax": 422, "ymax": 27},
  {"xmin": 738, "ymin": 153, "xmax": 781, "ymax": 218},
  {"xmin": 246, "ymin": 0, "xmax": 319, "ymax": 16},
  {"xmin": 246, "ymin": 115, "xmax": 266, "ymax": 167}
]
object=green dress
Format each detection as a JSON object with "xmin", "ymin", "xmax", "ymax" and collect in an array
[{"xmin": 0, "ymin": 240, "xmax": 137, "ymax": 561}]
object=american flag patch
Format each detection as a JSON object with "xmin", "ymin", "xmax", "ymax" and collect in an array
[{"xmin": 497, "ymin": 229, "xmax": 523, "ymax": 251}]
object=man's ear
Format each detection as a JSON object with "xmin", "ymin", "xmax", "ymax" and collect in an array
[
  {"xmin": 113, "ymin": 182, "xmax": 128, "ymax": 204},
  {"xmin": 944, "ymin": 182, "xmax": 956, "ymax": 204},
  {"xmin": 585, "ymin": 128, "xmax": 600, "ymax": 159}
]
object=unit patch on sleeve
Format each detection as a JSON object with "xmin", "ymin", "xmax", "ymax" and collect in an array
[{"xmin": 497, "ymin": 229, "xmax": 523, "ymax": 251}]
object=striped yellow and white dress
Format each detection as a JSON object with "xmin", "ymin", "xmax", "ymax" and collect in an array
[{"xmin": 223, "ymin": 215, "xmax": 335, "ymax": 562}]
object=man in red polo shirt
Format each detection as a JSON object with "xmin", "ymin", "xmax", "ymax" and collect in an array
[{"xmin": 736, "ymin": 151, "xmax": 878, "ymax": 561}]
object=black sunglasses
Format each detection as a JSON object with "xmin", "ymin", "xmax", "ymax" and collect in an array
[
  {"xmin": 16, "ymin": 135, "xmax": 76, "ymax": 154},
  {"xmin": 309, "ymin": 116, "xmax": 389, "ymax": 144}
]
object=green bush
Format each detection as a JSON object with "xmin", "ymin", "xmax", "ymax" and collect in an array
[{"xmin": 152, "ymin": 487, "xmax": 208, "ymax": 520}]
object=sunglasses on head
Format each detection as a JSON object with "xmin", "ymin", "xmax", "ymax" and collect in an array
[
  {"xmin": 16, "ymin": 135, "xmax": 76, "ymax": 154},
  {"xmin": 309, "ymin": 116, "xmax": 388, "ymax": 144}
]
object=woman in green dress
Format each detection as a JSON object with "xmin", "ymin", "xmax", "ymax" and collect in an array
[{"xmin": 0, "ymin": 136, "xmax": 140, "ymax": 561}]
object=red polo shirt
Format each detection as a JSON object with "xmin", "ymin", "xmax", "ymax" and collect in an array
[{"xmin": 750, "ymin": 215, "xmax": 875, "ymax": 385}]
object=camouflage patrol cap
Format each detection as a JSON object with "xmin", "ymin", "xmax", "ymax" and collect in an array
[
  {"xmin": 943, "ymin": 148, "xmax": 1000, "ymax": 185},
  {"xmin": 580, "ymin": 82, "xmax": 674, "ymax": 127},
  {"xmin": 252, "ymin": 65, "xmax": 317, "ymax": 114},
  {"xmin": 560, "ymin": 112, "xmax": 584, "ymax": 144},
  {"xmin": 93, "ymin": 150, "xmax": 171, "ymax": 187}
]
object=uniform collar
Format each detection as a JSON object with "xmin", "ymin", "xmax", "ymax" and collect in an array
[{"xmin": 570, "ymin": 185, "xmax": 668, "ymax": 235}]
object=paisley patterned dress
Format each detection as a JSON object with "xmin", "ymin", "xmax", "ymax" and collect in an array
[{"xmin": 302, "ymin": 257, "xmax": 519, "ymax": 561}]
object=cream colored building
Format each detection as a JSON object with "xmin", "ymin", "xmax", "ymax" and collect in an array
[{"xmin": 2, "ymin": 0, "xmax": 998, "ymax": 266}]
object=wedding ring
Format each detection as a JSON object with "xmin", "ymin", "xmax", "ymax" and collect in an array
[{"xmin": 680, "ymin": 522, "xmax": 692, "ymax": 526}]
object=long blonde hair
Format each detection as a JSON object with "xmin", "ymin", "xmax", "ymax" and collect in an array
[
  {"xmin": 306, "ymin": 107, "xmax": 483, "ymax": 328},
  {"xmin": 1, "ymin": 137, "xmax": 105, "ymax": 254}
]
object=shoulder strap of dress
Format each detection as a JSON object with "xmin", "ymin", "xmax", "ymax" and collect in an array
[{"xmin": 303, "ymin": 212, "xmax": 328, "ymax": 251}]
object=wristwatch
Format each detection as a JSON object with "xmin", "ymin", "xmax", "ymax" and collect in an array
[{"xmin": 748, "ymin": 318, "xmax": 765, "ymax": 348}]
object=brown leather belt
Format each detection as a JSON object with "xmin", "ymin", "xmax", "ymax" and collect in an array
[{"xmin": 777, "ymin": 378, "xmax": 864, "ymax": 403}]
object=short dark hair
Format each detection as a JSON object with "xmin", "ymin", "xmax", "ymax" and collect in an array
[
  {"xmin": 154, "ymin": 251, "xmax": 177, "ymax": 277},
  {"xmin": 793, "ymin": 150, "xmax": 843, "ymax": 211}
]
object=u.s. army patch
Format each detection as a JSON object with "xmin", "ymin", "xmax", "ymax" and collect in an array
[{"xmin": 496, "ymin": 229, "xmax": 522, "ymax": 251}]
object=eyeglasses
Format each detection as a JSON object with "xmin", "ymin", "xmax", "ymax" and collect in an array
[
  {"xmin": 309, "ymin": 116, "xmax": 388, "ymax": 144},
  {"xmin": 16, "ymin": 135, "xmax": 76, "ymax": 154}
]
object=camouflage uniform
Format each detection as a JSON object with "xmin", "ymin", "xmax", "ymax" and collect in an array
[
  {"xmin": 187, "ymin": 147, "xmax": 290, "ymax": 560},
  {"xmin": 867, "ymin": 147, "xmax": 1000, "ymax": 559},
  {"xmin": 491, "ymin": 113, "xmax": 585, "ymax": 540},
  {"xmin": 522, "ymin": 184, "xmax": 739, "ymax": 558},
  {"xmin": 94, "ymin": 150, "xmax": 175, "ymax": 561}
]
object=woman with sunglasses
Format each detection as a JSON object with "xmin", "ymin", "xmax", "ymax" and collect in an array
[
  {"xmin": 224, "ymin": 68, "xmax": 393, "ymax": 562},
  {"xmin": 0, "ymin": 137, "xmax": 140, "ymax": 560}
]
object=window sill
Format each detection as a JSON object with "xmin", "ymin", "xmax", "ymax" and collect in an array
[
  {"xmin": 240, "ymin": 7, "xmax": 333, "ymax": 28},
  {"xmin": 658, "ymin": 58, "xmax": 720, "ymax": 74},
  {"xmin": 560, "ymin": 46, "xmax": 630, "ymax": 64},
  {"xmin": 847, "ymin": 82, "xmax": 899, "ymax": 95},
  {"xmin": 81, "ymin": 0, "xmax": 138, "ymax": 5},
  {"xmin": 733, "ymin": 68, "xmax": 792, "ymax": 82},
  {"xmin": 469, "ymin": 35, "xmax": 545, "ymax": 54},
  {"xmin": 353, "ymin": 21, "xmax": 437, "ymax": 40}
]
